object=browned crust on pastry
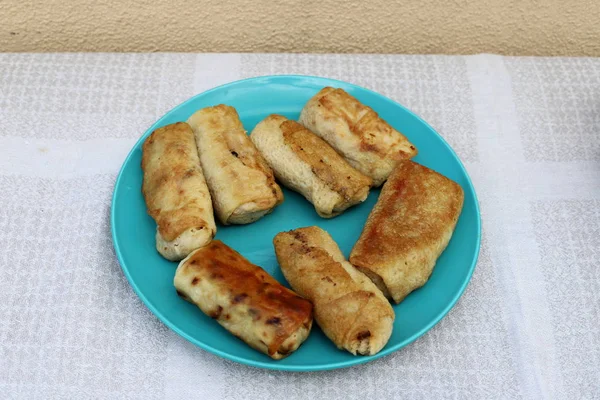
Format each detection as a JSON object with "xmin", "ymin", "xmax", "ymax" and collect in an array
[
  {"xmin": 175, "ymin": 241, "xmax": 313, "ymax": 358},
  {"xmin": 211, "ymin": 106, "xmax": 281, "ymax": 198},
  {"xmin": 280, "ymin": 119, "xmax": 373, "ymax": 199},
  {"xmin": 141, "ymin": 122, "xmax": 214, "ymax": 242},
  {"xmin": 300, "ymin": 87, "xmax": 417, "ymax": 186},
  {"xmin": 188, "ymin": 105, "xmax": 283, "ymax": 224},
  {"xmin": 274, "ymin": 227, "xmax": 394, "ymax": 355},
  {"xmin": 317, "ymin": 87, "xmax": 417, "ymax": 159},
  {"xmin": 349, "ymin": 160, "xmax": 464, "ymax": 303}
]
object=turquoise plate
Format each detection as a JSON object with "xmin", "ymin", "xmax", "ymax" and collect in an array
[{"xmin": 111, "ymin": 75, "xmax": 481, "ymax": 371}]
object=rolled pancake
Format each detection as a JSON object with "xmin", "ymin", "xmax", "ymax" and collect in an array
[
  {"xmin": 250, "ymin": 115, "xmax": 372, "ymax": 218},
  {"xmin": 274, "ymin": 226, "xmax": 394, "ymax": 356},
  {"xmin": 187, "ymin": 105, "xmax": 283, "ymax": 225},
  {"xmin": 350, "ymin": 161, "xmax": 464, "ymax": 304},
  {"xmin": 142, "ymin": 122, "xmax": 216, "ymax": 261},
  {"xmin": 174, "ymin": 240, "xmax": 313, "ymax": 360},
  {"xmin": 299, "ymin": 87, "xmax": 417, "ymax": 186}
]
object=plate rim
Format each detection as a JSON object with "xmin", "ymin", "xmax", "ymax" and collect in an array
[{"xmin": 110, "ymin": 74, "xmax": 482, "ymax": 372}]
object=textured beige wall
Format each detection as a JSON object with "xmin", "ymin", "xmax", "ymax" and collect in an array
[{"xmin": 1, "ymin": 0, "xmax": 599, "ymax": 55}]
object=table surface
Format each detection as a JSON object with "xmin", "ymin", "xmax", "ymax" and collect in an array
[{"xmin": 1, "ymin": 53, "xmax": 599, "ymax": 400}]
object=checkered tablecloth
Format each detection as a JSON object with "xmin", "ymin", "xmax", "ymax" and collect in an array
[{"xmin": 1, "ymin": 53, "xmax": 598, "ymax": 399}]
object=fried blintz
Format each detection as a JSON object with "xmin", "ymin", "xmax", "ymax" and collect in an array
[
  {"xmin": 350, "ymin": 161, "xmax": 464, "ymax": 304},
  {"xmin": 142, "ymin": 122, "xmax": 216, "ymax": 261},
  {"xmin": 299, "ymin": 87, "xmax": 417, "ymax": 186},
  {"xmin": 187, "ymin": 105, "xmax": 283, "ymax": 225},
  {"xmin": 250, "ymin": 115, "xmax": 372, "ymax": 218},
  {"xmin": 174, "ymin": 241, "xmax": 313, "ymax": 360},
  {"xmin": 274, "ymin": 226, "xmax": 394, "ymax": 356}
]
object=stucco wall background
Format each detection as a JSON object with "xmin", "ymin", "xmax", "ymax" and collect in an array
[{"xmin": 1, "ymin": 0, "xmax": 599, "ymax": 55}]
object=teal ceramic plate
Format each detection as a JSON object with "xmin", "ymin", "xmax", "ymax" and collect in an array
[{"xmin": 111, "ymin": 75, "xmax": 481, "ymax": 371}]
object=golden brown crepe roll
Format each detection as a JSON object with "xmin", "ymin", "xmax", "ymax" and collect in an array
[
  {"xmin": 274, "ymin": 227, "xmax": 394, "ymax": 356},
  {"xmin": 250, "ymin": 115, "xmax": 372, "ymax": 218},
  {"xmin": 350, "ymin": 161, "xmax": 464, "ymax": 304},
  {"xmin": 187, "ymin": 105, "xmax": 283, "ymax": 225},
  {"xmin": 299, "ymin": 87, "xmax": 417, "ymax": 186},
  {"xmin": 174, "ymin": 240, "xmax": 313, "ymax": 360},
  {"xmin": 142, "ymin": 122, "xmax": 216, "ymax": 261}
]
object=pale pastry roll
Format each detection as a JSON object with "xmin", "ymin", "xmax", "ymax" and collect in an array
[
  {"xmin": 274, "ymin": 226, "xmax": 394, "ymax": 356},
  {"xmin": 174, "ymin": 240, "xmax": 313, "ymax": 360},
  {"xmin": 299, "ymin": 87, "xmax": 417, "ymax": 186},
  {"xmin": 187, "ymin": 105, "xmax": 283, "ymax": 225},
  {"xmin": 250, "ymin": 115, "xmax": 372, "ymax": 218},
  {"xmin": 350, "ymin": 161, "xmax": 464, "ymax": 304},
  {"xmin": 142, "ymin": 122, "xmax": 216, "ymax": 261}
]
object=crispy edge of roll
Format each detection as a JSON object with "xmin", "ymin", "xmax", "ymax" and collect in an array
[
  {"xmin": 349, "ymin": 160, "xmax": 464, "ymax": 304},
  {"xmin": 141, "ymin": 122, "xmax": 216, "ymax": 261},
  {"xmin": 274, "ymin": 226, "xmax": 394, "ymax": 356},
  {"xmin": 250, "ymin": 114, "xmax": 371, "ymax": 218},
  {"xmin": 299, "ymin": 87, "xmax": 417, "ymax": 186},
  {"xmin": 187, "ymin": 105, "xmax": 283, "ymax": 225},
  {"xmin": 174, "ymin": 240, "xmax": 313, "ymax": 359}
]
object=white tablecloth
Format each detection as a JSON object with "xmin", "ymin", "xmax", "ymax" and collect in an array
[{"xmin": 1, "ymin": 53, "xmax": 599, "ymax": 399}]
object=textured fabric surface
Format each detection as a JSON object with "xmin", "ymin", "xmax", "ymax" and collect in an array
[{"xmin": 0, "ymin": 53, "xmax": 598, "ymax": 400}]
